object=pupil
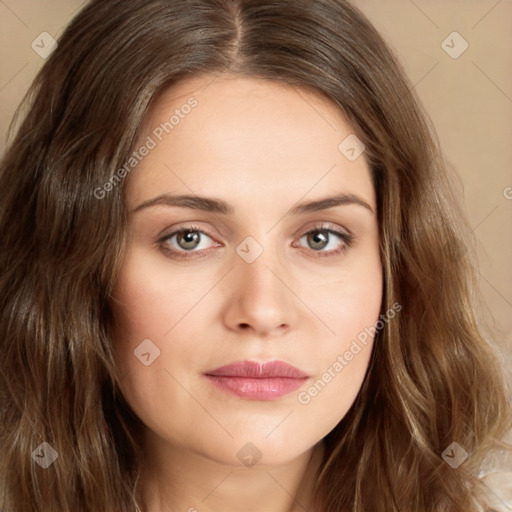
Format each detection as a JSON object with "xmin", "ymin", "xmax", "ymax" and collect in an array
[
  {"xmin": 179, "ymin": 231, "xmax": 199, "ymax": 250},
  {"xmin": 309, "ymin": 231, "xmax": 328, "ymax": 250}
]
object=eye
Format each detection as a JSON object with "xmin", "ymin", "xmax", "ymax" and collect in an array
[
  {"xmin": 295, "ymin": 224, "xmax": 354, "ymax": 258},
  {"xmin": 158, "ymin": 225, "xmax": 219, "ymax": 260}
]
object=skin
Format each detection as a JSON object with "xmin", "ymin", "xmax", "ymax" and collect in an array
[{"xmin": 111, "ymin": 72, "xmax": 383, "ymax": 512}]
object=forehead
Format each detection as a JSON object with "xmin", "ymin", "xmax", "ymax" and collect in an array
[{"xmin": 124, "ymin": 73, "xmax": 375, "ymax": 213}]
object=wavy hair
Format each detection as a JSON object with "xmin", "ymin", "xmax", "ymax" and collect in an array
[{"xmin": 1, "ymin": 0, "xmax": 510, "ymax": 511}]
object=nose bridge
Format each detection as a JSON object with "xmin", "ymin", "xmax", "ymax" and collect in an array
[
  {"xmin": 236, "ymin": 235, "xmax": 285, "ymax": 304},
  {"xmin": 223, "ymin": 232, "xmax": 296, "ymax": 335}
]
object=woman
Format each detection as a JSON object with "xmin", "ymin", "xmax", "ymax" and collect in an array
[{"xmin": 0, "ymin": 1, "xmax": 510, "ymax": 511}]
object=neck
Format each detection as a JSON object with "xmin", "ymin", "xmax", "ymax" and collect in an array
[{"xmin": 137, "ymin": 434, "xmax": 325, "ymax": 512}]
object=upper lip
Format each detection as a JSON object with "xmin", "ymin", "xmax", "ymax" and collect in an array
[{"xmin": 205, "ymin": 360, "xmax": 309, "ymax": 379}]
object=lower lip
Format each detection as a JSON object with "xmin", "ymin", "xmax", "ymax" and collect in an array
[{"xmin": 204, "ymin": 375, "xmax": 308, "ymax": 400}]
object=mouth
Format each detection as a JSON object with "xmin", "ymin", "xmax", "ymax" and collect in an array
[{"xmin": 203, "ymin": 360, "xmax": 310, "ymax": 401}]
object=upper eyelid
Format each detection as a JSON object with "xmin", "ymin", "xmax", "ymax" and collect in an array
[{"xmin": 160, "ymin": 222, "xmax": 348, "ymax": 238}]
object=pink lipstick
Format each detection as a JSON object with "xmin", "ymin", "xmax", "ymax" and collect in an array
[{"xmin": 204, "ymin": 360, "xmax": 309, "ymax": 400}]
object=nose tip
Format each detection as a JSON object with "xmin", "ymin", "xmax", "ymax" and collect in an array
[{"xmin": 223, "ymin": 249, "xmax": 295, "ymax": 337}]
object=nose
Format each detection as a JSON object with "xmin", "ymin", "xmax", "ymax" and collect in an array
[{"xmin": 222, "ymin": 245, "xmax": 298, "ymax": 337}]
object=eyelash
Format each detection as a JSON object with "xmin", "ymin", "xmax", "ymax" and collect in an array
[{"xmin": 157, "ymin": 223, "xmax": 355, "ymax": 261}]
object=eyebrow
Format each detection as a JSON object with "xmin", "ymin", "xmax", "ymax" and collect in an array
[{"xmin": 132, "ymin": 192, "xmax": 374, "ymax": 215}]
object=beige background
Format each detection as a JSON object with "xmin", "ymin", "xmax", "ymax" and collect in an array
[{"xmin": 1, "ymin": 0, "xmax": 511, "ymax": 380}]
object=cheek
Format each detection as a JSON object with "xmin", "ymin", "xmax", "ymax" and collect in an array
[
  {"xmin": 111, "ymin": 244, "xmax": 206, "ymax": 352},
  {"xmin": 310, "ymin": 243, "xmax": 383, "ymax": 345},
  {"xmin": 295, "ymin": 305, "xmax": 380, "ymax": 439},
  {"xmin": 297, "ymin": 251, "xmax": 382, "ymax": 423},
  {"xmin": 293, "ymin": 343, "xmax": 373, "ymax": 447},
  {"xmin": 109, "ymin": 247, "xmax": 200, "ymax": 400},
  {"xmin": 110, "ymin": 249, "xmax": 206, "ymax": 438}
]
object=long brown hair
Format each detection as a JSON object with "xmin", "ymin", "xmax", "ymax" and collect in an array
[{"xmin": 1, "ymin": 1, "xmax": 510, "ymax": 511}]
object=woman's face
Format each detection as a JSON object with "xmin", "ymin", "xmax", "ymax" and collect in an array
[{"xmin": 111, "ymin": 73, "xmax": 382, "ymax": 467}]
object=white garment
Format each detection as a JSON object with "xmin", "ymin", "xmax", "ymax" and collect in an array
[{"xmin": 474, "ymin": 429, "xmax": 512, "ymax": 511}]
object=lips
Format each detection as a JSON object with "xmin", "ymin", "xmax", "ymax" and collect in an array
[
  {"xmin": 205, "ymin": 360, "xmax": 309, "ymax": 379},
  {"xmin": 204, "ymin": 360, "xmax": 310, "ymax": 400}
]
